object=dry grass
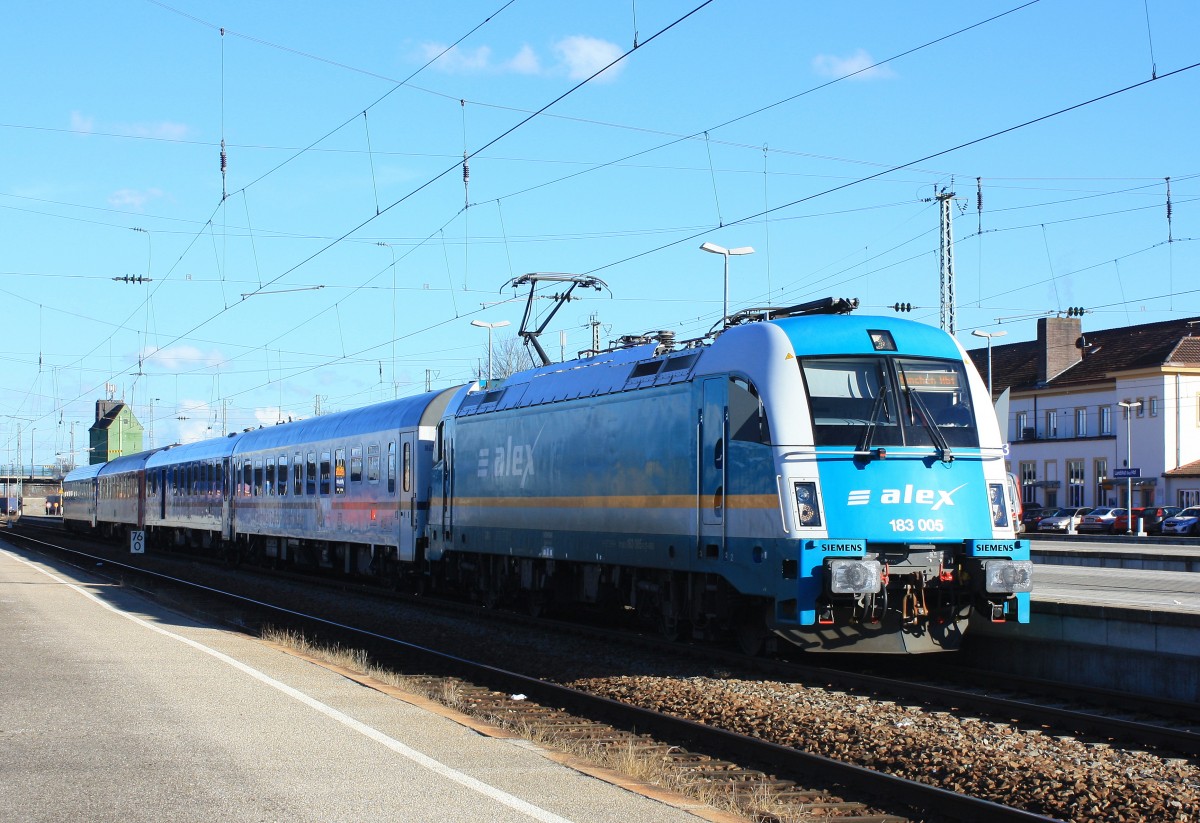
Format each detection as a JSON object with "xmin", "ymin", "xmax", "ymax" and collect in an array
[{"xmin": 261, "ymin": 627, "xmax": 826, "ymax": 823}]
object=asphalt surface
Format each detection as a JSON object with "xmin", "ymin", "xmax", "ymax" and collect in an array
[{"xmin": 0, "ymin": 541, "xmax": 710, "ymax": 823}]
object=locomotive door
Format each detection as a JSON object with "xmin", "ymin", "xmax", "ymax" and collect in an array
[
  {"xmin": 698, "ymin": 378, "xmax": 727, "ymax": 557},
  {"xmin": 398, "ymin": 432, "xmax": 417, "ymax": 562}
]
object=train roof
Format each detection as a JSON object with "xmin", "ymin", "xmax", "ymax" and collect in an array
[
  {"xmin": 770, "ymin": 314, "xmax": 961, "ymax": 359},
  {"xmin": 454, "ymin": 342, "xmax": 694, "ymax": 417},
  {"xmin": 96, "ymin": 447, "xmax": 170, "ymax": 477},
  {"xmin": 145, "ymin": 433, "xmax": 241, "ymax": 468},
  {"xmin": 454, "ymin": 312, "xmax": 963, "ymax": 418},
  {"xmin": 63, "ymin": 462, "xmax": 105, "ymax": 483},
  {"xmin": 232, "ymin": 386, "xmax": 463, "ymax": 454}
]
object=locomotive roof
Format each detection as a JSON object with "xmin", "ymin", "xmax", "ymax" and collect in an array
[{"xmin": 454, "ymin": 313, "xmax": 961, "ymax": 418}]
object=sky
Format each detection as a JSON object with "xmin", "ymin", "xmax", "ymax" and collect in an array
[{"xmin": 4, "ymin": 0, "xmax": 1199, "ymax": 469}]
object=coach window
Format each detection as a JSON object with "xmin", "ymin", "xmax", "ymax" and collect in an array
[
  {"xmin": 253, "ymin": 458, "xmax": 263, "ymax": 496},
  {"xmin": 367, "ymin": 444, "xmax": 380, "ymax": 483},
  {"xmin": 351, "ymin": 445, "xmax": 363, "ymax": 483},
  {"xmin": 306, "ymin": 452, "xmax": 317, "ymax": 495},
  {"xmin": 387, "ymin": 442, "xmax": 397, "ymax": 494},
  {"xmin": 401, "ymin": 442, "xmax": 411, "ymax": 492},
  {"xmin": 278, "ymin": 454, "xmax": 288, "ymax": 495},
  {"xmin": 243, "ymin": 460, "xmax": 253, "ymax": 497},
  {"xmin": 320, "ymin": 451, "xmax": 331, "ymax": 495},
  {"xmin": 334, "ymin": 448, "xmax": 346, "ymax": 495},
  {"xmin": 265, "ymin": 457, "xmax": 275, "ymax": 496},
  {"xmin": 294, "ymin": 452, "xmax": 302, "ymax": 495}
]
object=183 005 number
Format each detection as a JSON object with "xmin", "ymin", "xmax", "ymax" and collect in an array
[{"xmin": 888, "ymin": 518, "xmax": 945, "ymax": 532}]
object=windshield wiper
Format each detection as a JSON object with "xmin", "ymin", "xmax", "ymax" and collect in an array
[
  {"xmin": 899, "ymin": 366, "xmax": 953, "ymax": 463},
  {"xmin": 857, "ymin": 383, "xmax": 890, "ymax": 456}
]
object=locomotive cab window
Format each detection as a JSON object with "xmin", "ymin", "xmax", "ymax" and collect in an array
[{"xmin": 799, "ymin": 356, "xmax": 978, "ymax": 449}]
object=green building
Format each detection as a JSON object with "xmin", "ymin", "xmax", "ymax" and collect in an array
[{"xmin": 89, "ymin": 400, "xmax": 144, "ymax": 464}]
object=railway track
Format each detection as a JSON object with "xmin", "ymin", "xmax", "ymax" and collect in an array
[{"xmin": 10, "ymin": 522, "xmax": 1198, "ymax": 821}]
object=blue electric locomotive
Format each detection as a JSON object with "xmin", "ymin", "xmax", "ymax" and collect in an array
[
  {"xmin": 62, "ymin": 298, "xmax": 1029, "ymax": 654},
  {"xmin": 428, "ymin": 300, "xmax": 1030, "ymax": 653}
]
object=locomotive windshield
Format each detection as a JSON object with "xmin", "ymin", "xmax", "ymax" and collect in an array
[{"xmin": 799, "ymin": 356, "xmax": 979, "ymax": 449}]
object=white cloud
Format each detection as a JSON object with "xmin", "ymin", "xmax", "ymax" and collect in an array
[
  {"xmin": 108, "ymin": 187, "xmax": 165, "ymax": 210},
  {"xmin": 553, "ymin": 35, "xmax": 623, "ymax": 81},
  {"xmin": 70, "ymin": 111, "xmax": 95, "ymax": 133},
  {"xmin": 505, "ymin": 44, "xmax": 541, "ymax": 75},
  {"xmin": 143, "ymin": 344, "xmax": 223, "ymax": 372},
  {"xmin": 125, "ymin": 121, "xmax": 189, "ymax": 140},
  {"xmin": 420, "ymin": 42, "xmax": 494, "ymax": 73},
  {"xmin": 69, "ymin": 111, "xmax": 188, "ymax": 140},
  {"xmin": 254, "ymin": 406, "xmax": 287, "ymax": 427},
  {"xmin": 811, "ymin": 49, "xmax": 895, "ymax": 81}
]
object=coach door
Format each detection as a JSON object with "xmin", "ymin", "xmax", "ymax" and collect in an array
[
  {"xmin": 698, "ymin": 378, "xmax": 727, "ymax": 559},
  {"xmin": 397, "ymin": 433, "xmax": 417, "ymax": 562}
]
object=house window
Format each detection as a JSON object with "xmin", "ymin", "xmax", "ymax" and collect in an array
[
  {"xmin": 1094, "ymin": 458, "xmax": 1108, "ymax": 506},
  {"xmin": 1149, "ymin": 396, "xmax": 1159, "ymax": 417},
  {"xmin": 1136, "ymin": 398, "xmax": 1145, "ymax": 418},
  {"xmin": 1067, "ymin": 460, "xmax": 1085, "ymax": 507},
  {"xmin": 1045, "ymin": 410, "xmax": 1058, "ymax": 439},
  {"xmin": 1016, "ymin": 411, "xmax": 1028, "ymax": 440},
  {"xmin": 1181, "ymin": 489, "xmax": 1200, "ymax": 508},
  {"xmin": 1019, "ymin": 461, "xmax": 1037, "ymax": 505},
  {"xmin": 1100, "ymin": 406, "xmax": 1112, "ymax": 435},
  {"xmin": 1074, "ymin": 408, "xmax": 1086, "ymax": 438}
]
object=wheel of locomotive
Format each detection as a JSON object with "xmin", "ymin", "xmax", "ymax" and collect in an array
[{"xmin": 733, "ymin": 603, "xmax": 772, "ymax": 657}]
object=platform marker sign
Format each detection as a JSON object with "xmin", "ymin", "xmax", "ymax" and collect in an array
[
  {"xmin": 130, "ymin": 530, "xmax": 145, "ymax": 554},
  {"xmin": 1112, "ymin": 468, "xmax": 1141, "ymax": 478}
]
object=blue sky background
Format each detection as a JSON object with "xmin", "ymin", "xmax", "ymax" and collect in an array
[{"xmin": 4, "ymin": 0, "xmax": 1198, "ymax": 467}]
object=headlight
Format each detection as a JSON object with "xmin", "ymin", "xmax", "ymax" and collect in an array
[
  {"xmin": 984, "ymin": 560, "xmax": 1033, "ymax": 594},
  {"xmin": 794, "ymin": 482, "xmax": 822, "ymax": 527},
  {"xmin": 829, "ymin": 558, "xmax": 882, "ymax": 594},
  {"xmin": 989, "ymin": 483, "xmax": 1009, "ymax": 528}
]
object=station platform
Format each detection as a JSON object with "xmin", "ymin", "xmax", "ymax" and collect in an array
[
  {"xmin": 0, "ymin": 541, "xmax": 720, "ymax": 823},
  {"xmin": 967, "ymin": 536, "xmax": 1200, "ymax": 701}
]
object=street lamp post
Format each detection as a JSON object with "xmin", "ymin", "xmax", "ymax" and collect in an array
[
  {"xmin": 699, "ymin": 242, "xmax": 754, "ymax": 329},
  {"xmin": 1117, "ymin": 400, "xmax": 1141, "ymax": 533},
  {"xmin": 970, "ymin": 329, "xmax": 1008, "ymax": 397},
  {"xmin": 470, "ymin": 319, "xmax": 511, "ymax": 385}
]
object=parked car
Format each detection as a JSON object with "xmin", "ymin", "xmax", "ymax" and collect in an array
[
  {"xmin": 1078, "ymin": 506, "xmax": 1126, "ymax": 534},
  {"xmin": 1038, "ymin": 507, "xmax": 1092, "ymax": 533},
  {"xmin": 1020, "ymin": 507, "xmax": 1054, "ymax": 532},
  {"xmin": 1111, "ymin": 506, "xmax": 1181, "ymax": 535},
  {"xmin": 1161, "ymin": 507, "xmax": 1200, "ymax": 536}
]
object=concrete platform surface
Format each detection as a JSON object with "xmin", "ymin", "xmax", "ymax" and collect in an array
[{"xmin": 0, "ymin": 543, "xmax": 713, "ymax": 823}]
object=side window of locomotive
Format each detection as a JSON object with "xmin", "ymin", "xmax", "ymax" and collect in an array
[
  {"xmin": 729, "ymin": 377, "xmax": 770, "ymax": 444},
  {"xmin": 387, "ymin": 442, "xmax": 397, "ymax": 494},
  {"xmin": 351, "ymin": 446, "xmax": 362, "ymax": 483},
  {"xmin": 306, "ymin": 452, "xmax": 317, "ymax": 495},
  {"xmin": 403, "ymin": 441, "xmax": 412, "ymax": 493},
  {"xmin": 320, "ymin": 452, "xmax": 332, "ymax": 496},
  {"xmin": 334, "ymin": 448, "xmax": 346, "ymax": 495},
  {"xmin": 367, "ymin": 444, "xmax": 380, "ymax": 483}
]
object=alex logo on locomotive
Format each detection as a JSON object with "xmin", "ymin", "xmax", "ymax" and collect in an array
[{"xmin": 846, "ymin": 482, "xmax": 967, "ymax": 510}]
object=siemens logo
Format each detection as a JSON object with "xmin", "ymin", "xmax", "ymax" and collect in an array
[
  {"xmin": 973, "ymin": 542, "xmax": 1018, "ymax": 553},
  {"xmin": 847, "ymin": 483, "xmax": 967, "ymax": 510}
]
